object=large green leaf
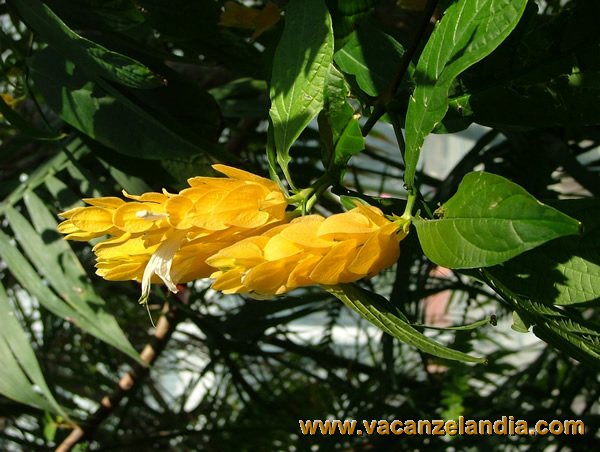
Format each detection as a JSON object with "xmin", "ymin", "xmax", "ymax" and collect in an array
[
  {"xmin": 12, "ymin": 0, "xmax": 162, "ymax": 89},
  {"xmin": 334, "ymin": 22, "xmax": 406, "ymax": 97},
  {"xmin": 414, "ymin": 172, "xmax": 581, "ymax": 269},
  {"xmin": 488, "ymin": 199, "xmax": 600, "ymax": 305},
  {"xmin": 403, "ymin": 0, "xmax": 527, "ymax": 190},
  {"xmin": 327, "ymin": 284, "xmax": 486, "ymax": 363},
  {"xmin": 29, "ymin": 48, "xmax": 224, "ymax": 161},
  {"xmin": 0, "ymin": 283, "xmax": 68, "ymax": 416},
  {"xmin": 269, "ymin": 0, "xmax": 334, "ymax": 184}
]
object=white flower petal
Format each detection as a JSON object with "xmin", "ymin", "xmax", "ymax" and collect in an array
[{"xmin": 139, "ymin": 230, "xmax": 186, "ymax": 303}]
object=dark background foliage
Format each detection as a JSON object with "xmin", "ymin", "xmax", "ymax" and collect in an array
[{"xmin": 0, "ymin": 0, "xmax": 598, "ymax": 450}]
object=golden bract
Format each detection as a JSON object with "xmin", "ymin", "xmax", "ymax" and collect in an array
[
  {"xmin": 58, "ymin": 165, "xmax": 288, "ymax": 302},
  {"xmin": 207, "ymin": 205, "xmax": 404, "ymax": 298}
]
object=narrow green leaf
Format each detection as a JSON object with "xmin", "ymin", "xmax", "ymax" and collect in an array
[
  {"xmin": 488, "ymin": 199, "xmax": 600, "ymax": 305},
  {"xmin": 327, "ymin": 284, "xmax": 486, "ymax": 363},
  {"xmin": 414, "ymin": 172, "xmax": 581, "ymax": 269},
  {"xmin": 269, "ymin": 0, "xmax": 334, "ymax": 183},
  {"xmin": 404, "ymin": 0, "xmax": 527, "ymax": 190},
  {"xmin": 12, "ymin": 0, "xmax": 163, "ymax": 88},
  {"xmin": 0, "ymin": 283, "xmax": 68, "ymax": 416},
  {"xmin": 0, "ymin": 228, "xmax": 143, "ymax": 364}
]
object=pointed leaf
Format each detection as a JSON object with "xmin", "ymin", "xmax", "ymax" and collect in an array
[
  {"xmin": 488, "ymin": 199, "xmax": 600, "ymax": 305},
  {"xmin": 404, "ymin": 0, "xmax": 527, "ymax": 190},
  {"xmin": 269, "ymin": 0, "xmax": 334, "ymax": 181},
  {"xmin": 414, "ymin": 172, "xmax": 581, "ymax": 269},
  {"xmin": 12, "ymin": 0, "xmax": 162, "ymax": 88},
  {"xmin": 318, "ymin": 65, "xmax": 364, "ymax": 173},
  {"xmin": 0, "ymin": 283, "xmax": 68, "ymax": 416},
  {"xmin": 327, "ymin": 284, "xmax": 486, "ymax": 363}
]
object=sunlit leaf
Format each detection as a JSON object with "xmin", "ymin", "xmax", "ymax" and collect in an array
[
  {"xmin": 404, "ymin": 0, "xmax": 527, "ymax": 190},
  {"xmin": 414, "ymin": 172, "xmax": 581, "ymax": 268}
]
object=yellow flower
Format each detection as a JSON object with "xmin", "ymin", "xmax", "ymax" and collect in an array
[
  {"xmin": 58, "ymin": 165, "xmax": 288, "ymax": 302},
  {"xmin": 207, "ymin": 205, "xmax": 405, "ymax": 297}
]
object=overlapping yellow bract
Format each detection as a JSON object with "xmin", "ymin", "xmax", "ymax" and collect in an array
[
  {"xmin": 207, "ymin": 205, "xmax": 405, "ymax": 297},
  {"xmin": 58, "ymin": 165, "xmax": 405, "ymax": 300}
]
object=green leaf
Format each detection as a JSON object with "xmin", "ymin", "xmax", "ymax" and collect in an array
[
  {"xmin": 12, "ymin": 0, "xmax": 163, "ymax": 89},
  {"xmin": 446, "ymin": 2, "xmax": 600, "ymax": 129},
  {"xmin": 0, "ymin": 282, "xmax": 68, "ymax": 416},
  {"xmin": 30, "ymin": 48, "xmax": 225, "ymax": 161},
  {"xmin": 326, "ymin": 0, "xmax": 379, "ymax": 49},
  {"xmin": 318, "ymin": 65, "xmax": 364, "ymax": 173},
  {"xmin": 403, "ymin": 0, "xmax": 527, "ymax": 190},
  {"xmin": 414, "ymin": 172, "xmax": 581, "ymax": 269},
  {"xmin": 269, "ymin": 0, "xmax": 334, "ymax": 185},
  {"xmin": 334, "ymin": 22, "xmax": 407, "ymax": 97},
  {"xmin": 45, "ymin": 0, "xmax": 146, "ymax": 32},
  {"xmin": 488, "ymin": 199, "xmax": 600, "ymax": 305},
  {"xmin": 482, "ymin": 270, "xmax": 600, "ymax": 369},
  {"xmin": 327, "ymin": 284, "xmax": 486, "ymax": 363}
]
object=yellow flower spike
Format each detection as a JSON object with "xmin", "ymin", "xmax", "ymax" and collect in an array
[
  {"xmin": 206, "ymin": 205, "xmax": 405, "ymax": 297},
  {"xmin": 58, "ymin": 164, "xmax": 290, "ymax": 303}
]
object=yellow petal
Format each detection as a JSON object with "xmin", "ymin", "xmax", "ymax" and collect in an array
[
  {"xmin": 70, "ymin": 207, "xmax": 114, "ymax": 233},
  {"xmin": 243, "ymin": 258, "xmax": 296, "ymax": 295},
  {"xmin": 309, "ymin": 240, "xmax": 359, "ymax": 285},
  {"xmin": 279, "ymin": 215, "xmax": 332, "ymax": 249},
  {"xmin": 212, "ymin": 164, "xmax": 276, "ymax": 187},
  {"xmin": 287, "ymin": 254, "xmax": 322, "ymax": 288},
  {"xmin": 166, "ymin": 195, "xmax": 193, "ymax": 229},
  {"xmin": 317, "ymin": 211, "xmax": 377, "ymax": 242},
  {"xmin": 82, "ymin": 197, "xmax": 125, "ymax": 209},
  {"xmin": 352, "ymin": 205, "xmax": 390, "ymax": 227},
  {"xmin": 113, "ymin": 202, "xmax": 161, "ymax": 233},
  {"xmin": 210, "ymin": 269, "xmax": 246, "ymax": 294},
  {"xmin": 122, "ymin": 190, "xmax": 168, "ymax": 204},
  {"xmin": 206, "ymin": 237, "xmax": 267, "ymax": 269},
  {"xmin": 263, "ymin": 234, "xmax": 302, "ymax": 261},
  {"xmin": 58, "ymin": 206, "xmax": 83, "ymax": 220},
  {"xmin": 96, "ymin": 261, "xmax": 146, "ymax": 281}
]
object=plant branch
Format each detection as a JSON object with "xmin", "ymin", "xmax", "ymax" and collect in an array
[
  {"xmin": 361, "ymin": 0, "xmax": 441, "ymax": 137},
  {"xmin": 56, "ymin": 299, "xmax": 183, "ymax": 452}
]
